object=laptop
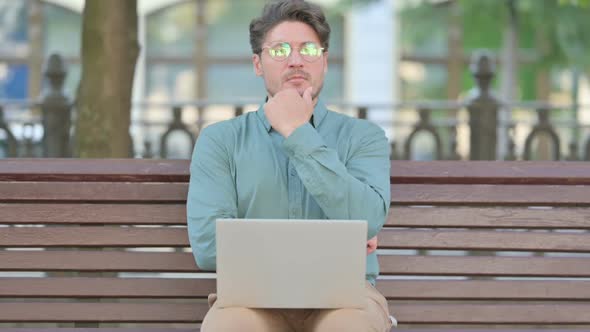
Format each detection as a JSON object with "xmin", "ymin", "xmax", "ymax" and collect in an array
[{"xmin": 215, "ymin": 218, "xmax": 368, "ymax": 309}]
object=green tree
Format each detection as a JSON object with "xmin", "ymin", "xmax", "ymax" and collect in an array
[
  {"xmin": 74, "ymin": 0, "xmax": 139, "ymax": 157},
  {"xmin": 559, "ymin": 0, "xmax": 590, "ymax": 7},
  {"xmin": 400, "ymin": 0, "xmax": 590, "ymax": 98}
]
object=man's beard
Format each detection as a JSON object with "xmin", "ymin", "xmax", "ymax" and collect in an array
[{"xmin": 267, "ymin": 80, "xmax": 324, "ymax": 101}]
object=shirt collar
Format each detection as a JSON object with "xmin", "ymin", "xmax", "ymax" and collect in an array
[{"xmin": 256, "ymin": 97, "xmax": 328, "ymax": 133}]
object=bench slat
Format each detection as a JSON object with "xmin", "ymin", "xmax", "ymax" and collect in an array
[
  {"xmin": 2, "ymin": 251, "xmax": 590, "ymax": 277},
  {"xmin": 3, "ymin": 159, "xmax": 590, "ymax": 185},
  {"xmin": 391, "ymin": 161, "xmax": 590, "ymax": 185},
  {"xmin": 378, "ymin": 255, "xmax": 590, "ymax": 277},
  {"xmin": 3, "ymin": 227, "xmax": 590, "ymax": 253},
  {"xmin": 0, "ymin": 330, "xmax": 199, "ymax": 332},
  {"xmin": 390, "ymin": 303, "xmax": 590, "ymax": 324},
  {"xmin": 0, "ymin": 203, "xmax": 185, "ymax": 225},
  {"xmin": 0, "ymin": 182, "xmax": 188, "ymax": 202},
  {"xmin": 0, "ymin": 159, "xmax": 189, "ymax": 182},
  {"xmin": 5, "ymin": 183, "xmax": 590, "ymax": 205},
  {"xmin": 2, "ymin": 278, "xmax": 589, "ymax": 301},
  {"xmin": 0, "ymin": 227, "xmax": 189, "ymax": 247},
  {"xmin": 3, "ymin": 203, "xmax": 588, "ymax": 230},
  {"xmin": 0, "ymin": 302, "xmax": 207, "ymax": 323},
  {"xmin": 0, "ymin": 251, "xmax": 199, "ymax": 272},
  {"xmin": 5, "ymin": 204, "xmax": 588, "ymax": 229},
  {"xmin": 3, "ymin": 204, "xmax": 588, "ymax": 230},
  {"xmin": 0, "ymin": 277, "xmax": 214, "ymax": 298},
  {"xmin": 392, "ymin": 184, "xmax": 590, "ymax": 205},
  {"xmin": 378, "ymin": 280, "xmax": 590, "ymax": 300},
  {"xmin": 2, "ymin": 204, "xmax": 587, "ymax": 230},
  {"xmin": 378, "ymin": 229, "xmax": 590, "ymax": 252},
  {"xmin": 387, "ymin": 206, "xmax": 590, "ymax": 229},
  {"xmin": 0, "ymin": 302, "xmax": 589, "ymax": 324},
  {"xmin": 0, "ymin": 330, "xmax": 578, "ymax": 332}
]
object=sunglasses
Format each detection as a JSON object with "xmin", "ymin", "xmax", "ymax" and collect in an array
[{"xmin": 261, "ymin": 42, "xmax": 325, "ymax": 62}]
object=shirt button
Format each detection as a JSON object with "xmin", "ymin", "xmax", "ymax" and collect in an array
[{"xmin": 290, "ymin": 169, "xmax": 296, "ymax": 176}]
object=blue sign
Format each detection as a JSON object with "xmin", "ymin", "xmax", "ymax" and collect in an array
[{"xmin": 0, "ymin": 64, "xmax": 28, "ymax": 99}]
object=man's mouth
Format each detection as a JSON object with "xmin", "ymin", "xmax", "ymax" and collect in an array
[
  {"xmin": 286, "ymin": 76, "xmax": 307, "ymax": 83},
  {"xmin": 284, "ymin": 70, "xmax": 310, "ymax": 83}
]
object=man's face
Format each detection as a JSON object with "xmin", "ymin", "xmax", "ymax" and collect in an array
[{"xmin": 253, "ymin": 20, "xmax": 328, "ymax": 101}]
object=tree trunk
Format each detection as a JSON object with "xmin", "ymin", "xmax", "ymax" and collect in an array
[{"xmin": 74, "ymin": 0, "xmax": 139, "ymax": 157}]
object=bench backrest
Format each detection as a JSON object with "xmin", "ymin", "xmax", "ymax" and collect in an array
[
  {"xmin": 386, "ymin": 161, "xmax": 590, "ymax": 328},
  {"xmin": 0, "ymin": 159, "xmax": 589, "ymax": 328}
]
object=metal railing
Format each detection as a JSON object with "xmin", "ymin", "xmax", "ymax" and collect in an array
[{"xmin": 1, "ymin": 52, "xmax": 590, "ymax": 161}]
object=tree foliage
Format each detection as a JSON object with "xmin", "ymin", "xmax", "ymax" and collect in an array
[
  {"xmin": 400, "ymin": 0, "xmax": 590, "ymax": 69},
  {"xmin": 558, "ymin": 0, "xmax": 590, "ymax": 7},
  {"xmin": 399, "ymin": 0, "xmax": 590, "ymax": 99}
]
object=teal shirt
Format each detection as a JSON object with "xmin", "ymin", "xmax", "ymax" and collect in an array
[{"xmin": 186, "ymin": 100, "xmax": 391, "ymax": 285}]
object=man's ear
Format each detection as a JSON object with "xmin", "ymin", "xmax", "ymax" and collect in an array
[
  {"xmin": 323, "ymin": 51, "xmax": 328, "ymax": 74},
  {"xmin": 253, "ymin": 54, "xmax": 263, "ymax": 76}
]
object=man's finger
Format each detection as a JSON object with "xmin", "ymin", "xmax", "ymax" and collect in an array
[{"xmin": 303, "ymin": 86, "xmax": 313, "ymax": 105}]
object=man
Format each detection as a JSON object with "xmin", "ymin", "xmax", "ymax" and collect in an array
[{"xmin": 187, "ymin": 0, "xmax": 393, "ymax": 331}]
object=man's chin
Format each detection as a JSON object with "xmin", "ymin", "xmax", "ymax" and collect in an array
[
  {"xmin": 283, "ymin": 83, "xmax": 308, "ymax": 95},
  {"xmin": 269, "ymin": 82, "xmax": 321, "ymax": 99},
  {"xmin": 296, "ymin": 87, "xmax": 308, "ymax": 97},
  {"xmin": 297, "ymin": 84, "xmax": 314, "ymax": 97}
]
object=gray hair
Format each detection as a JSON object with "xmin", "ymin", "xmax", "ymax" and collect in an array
[{"xmin": 249, "ymin": 0, "xmax": 331, "ymax": 55}]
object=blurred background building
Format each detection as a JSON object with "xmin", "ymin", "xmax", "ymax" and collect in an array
[{"xmin": 0, "ymin": 0, "xmax": 589, "ymax": 160}]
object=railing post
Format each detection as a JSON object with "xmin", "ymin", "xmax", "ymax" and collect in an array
[
  {"xmin": 390, "ymin": 141, "xmax": 399, "ymax": 160},
  {"xmin": 0, "ymin": 106, "xmax": 18, "ymax": 157},
  {"xmin": 504, "ymin": 139, "xmax": 517, "ymax": 161},
  {"xmin": 160, "ymin": 106, "xmax": 196, "ymax": 159},
  {"xmin": 40, "ymin": 53, "xmax": 71, "ymax": 157},
  {"xmin": 447, "ymin": 127, "xmax": 461, "ymax": 160},
  {"xmin": 358, "ymin": 107, "xmax": 367, "ymax": 120},
  {"xmin": 465, "ymin": 51, "xmax": 500, "ymax": 160},
  {"xmin": 142, "ymin": 140, "xmax": 154, "ymax": 159},
  {"xmin": 234, "ymin": 105, "xmax": 243, "ymax": 117},
  {"xmin": 403, "ymin": 108, "xmax": 443, "ymax": 160},
  {"xmin": 523, "ymin": 108, "xmax": 561, "ymax": 160},
  {"xmin": 565, "ymin": 141, "xmax": 579, "ymax": 161},
  {"xmin": 21, "ymin": 122, "xmax": 36, "ymax": 157}
]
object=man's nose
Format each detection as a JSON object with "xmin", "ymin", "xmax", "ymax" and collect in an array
[{"xmin": 287, "ymin": 50, "xmax": 304, "ymax": 67}]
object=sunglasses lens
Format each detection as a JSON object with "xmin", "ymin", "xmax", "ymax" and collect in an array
[
  {"xmin": 269, "ymin": 43, "xmax": 291, "ymax": 60},
  {"xmin": 301, "ymin": 43, "xmax": 321, "ymax": 57},
  {"xmin": 266, "ymin": 42, "xmax": 323, "ymax": 62}
]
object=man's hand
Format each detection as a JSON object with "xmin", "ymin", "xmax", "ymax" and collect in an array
[
  {"xmin": 264, "ymin": 87, "xmax": 313, "ymax": 137},
  {"xmin": 367, "ymin": 236, "xmax": 378, "ymax": 255}
]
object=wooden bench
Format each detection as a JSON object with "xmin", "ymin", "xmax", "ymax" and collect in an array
[{"xmin": 1, "ymin": 159, "xmax": 589, "ymax": 330}]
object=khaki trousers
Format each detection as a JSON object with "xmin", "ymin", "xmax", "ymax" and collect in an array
[{"xmin": 201, "ymin": 281, "xmax": 394, "ymax": 332}]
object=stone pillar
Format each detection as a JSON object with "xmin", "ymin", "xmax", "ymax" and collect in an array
[
  {"xmin": 40, "ymin": 54, "xmax": 71, "ymax": 157},
  {"xmin": 465, "ymin": 51, "xmax": 500, "ymax": 160}
]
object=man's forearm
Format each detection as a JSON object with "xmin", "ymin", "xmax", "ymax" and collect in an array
[{"xmin": 283, "ymin": 123, "xmax": 390, "ymax": 238}]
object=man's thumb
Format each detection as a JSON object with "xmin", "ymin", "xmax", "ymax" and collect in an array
[{"xmin": 303, "ymin": 86, "xmax": 313, "ymax": 104}]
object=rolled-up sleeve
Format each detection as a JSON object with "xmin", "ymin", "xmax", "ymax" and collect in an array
[
  {"xmin": 283, "ymin": 121, "xmax": 390, "ymax": 239},
  {"xmin": 186, "ymin": 128, "xmax": 237, "ymax": 271}
]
